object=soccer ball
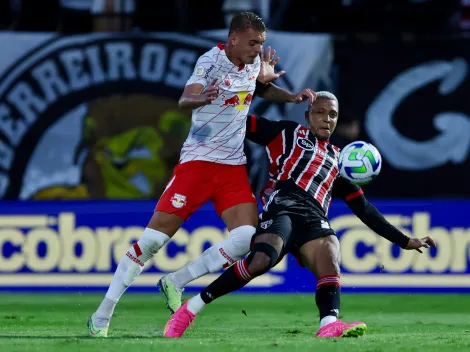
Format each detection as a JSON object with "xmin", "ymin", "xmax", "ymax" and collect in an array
[{"xmin": 338, "ymin": 141, "xmax": 382, "ymax": 185}]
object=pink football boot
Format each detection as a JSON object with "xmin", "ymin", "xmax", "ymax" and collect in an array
[
  {"xmin": 163, "ymin": 301, "xmax": 195, "ymax": 338},
  {"xmin": 315, "ymin": 320, "xmax": 367, "ymax": 338}
]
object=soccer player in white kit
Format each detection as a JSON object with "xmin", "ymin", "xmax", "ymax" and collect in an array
[{"xmin": 87, "ymin": 12, "xmax": 316, "ymax": 337}]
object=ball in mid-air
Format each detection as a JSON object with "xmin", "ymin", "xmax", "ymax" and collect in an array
[{"xmin": 338, "ymin": 141, "xmax": 382, "ymax": 185}]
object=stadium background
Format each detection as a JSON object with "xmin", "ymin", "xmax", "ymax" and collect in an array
[{"xmin": 0, "ymin": 1, "xmax": 469, "ymax": 350}]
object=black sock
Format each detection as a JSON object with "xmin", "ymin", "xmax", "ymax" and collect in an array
[
  {"xmin": 315, "ymin": 276, "xmax": 341, "ymax": 321},
  {"xmin": 200, "ymin": 258, "xmax": 253, "ymax": 304}
]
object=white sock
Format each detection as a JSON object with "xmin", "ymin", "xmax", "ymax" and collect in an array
[
  {"xmin": 166, "ymin": 264, "xmax": 195, "ymax": 290},
  {"xmin": 166, "ymin": 225, "xmax": 255, "ymax": 289},
  {"xmin": 95, "ymin": 297, "xmax": 116, "ymax": 322},
  {"xmin": 186, "ymin": 294, "xmax": 206, "ymax": 315},
  {"xmin": 96, "ymin": 228, "xmax": 170, "ymax": 318},
  {"xmin": 320, "ymin": 315, "xmax": 338, "ymax": 327}
]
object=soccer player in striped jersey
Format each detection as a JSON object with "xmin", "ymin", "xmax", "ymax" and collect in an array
[{"xmin": 163, "ymin": 91, "xmax": 437, "ymax": 338}]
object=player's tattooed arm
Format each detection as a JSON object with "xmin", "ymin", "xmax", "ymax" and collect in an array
[
  {"xmin": 255, "ymin": 81, "xmax": 316, "ymax": 105},
  {"xmin": 255, "ymin": 81, "xmax": 296, "ymax": 102}
]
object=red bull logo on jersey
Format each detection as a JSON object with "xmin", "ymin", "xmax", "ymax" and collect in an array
[{"xmin": 220, "ymin": 91, "xmax": 254, "ymax": 111}]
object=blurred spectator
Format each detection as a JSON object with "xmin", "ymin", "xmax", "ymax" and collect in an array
[
  {"xmin": 460, "ymin": 0, "xmax": 470, "ymax": 30},
  {"xmin": 0, "ymin": 0, "xmax": 465, "ymax": 35},
  {"xmin": 91, "ymin": 0, "xmax": 135, "ymax": 32},
  {"xmin": 59, "ymin": 0, "xmax": 135, "ymax": 33}
]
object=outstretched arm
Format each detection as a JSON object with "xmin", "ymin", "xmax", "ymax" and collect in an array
[
  {"xmin": 335, "ymin": 178, "xmax": 436, "ymax": 251},
  {"xmin": 346, "ymin": 193, "xmax": 411, "ymax": 249}
]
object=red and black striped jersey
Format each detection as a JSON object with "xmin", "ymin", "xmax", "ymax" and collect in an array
[{"xmin": 246, "ymin": 114, "xmax": 363, "ymax": 214}]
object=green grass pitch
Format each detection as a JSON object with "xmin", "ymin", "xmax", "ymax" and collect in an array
[{"xmin": 0, "ymin": 293, "xmax": 469, "ymax": 351}]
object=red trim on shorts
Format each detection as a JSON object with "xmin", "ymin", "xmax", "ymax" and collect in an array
[
  {"xmin": 344, "ymin": 189, "xmax": 364, "ymax": 202},
  {"xmin": 249, "ymin": 115, "xmax": 257, "ymax": 133}
]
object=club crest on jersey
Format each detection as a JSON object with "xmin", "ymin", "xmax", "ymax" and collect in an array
[
  {"xmin": 296, "ymin": 137, "xmax": 315, "ymax": 151},
  {"xmin": 171, "ymin": 193, "xmax": 187, "ymax": 208},
  {"xmin": 260, "ymin": 219, "xmax": 273, "ymax": 229},
  {"xmin": 194, "ymin": 66, "xmax": 205, "ymax": 76}
]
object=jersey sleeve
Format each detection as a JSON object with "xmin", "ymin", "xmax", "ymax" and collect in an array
[
  {"xmin": 246, "ymin": 115, "xmax": 296, "ymax": 146},
  {"xmin": 185, "ymin": 53, "xmax": 217, "ymax": 88},
  {"xmin": 332, "ymin": 176, "xmax": 364, "ymax": 201}
]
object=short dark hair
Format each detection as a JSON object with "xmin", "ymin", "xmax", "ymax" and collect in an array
[{"xmin": 229, "ymin": 12, "xmax": 266, "ymax": 35}]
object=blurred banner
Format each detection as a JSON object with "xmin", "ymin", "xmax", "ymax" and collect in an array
[
  {"xmin": 0, "ymin": 200, "xmax": 468, "ymax": 293},
  {"xmin": 0, "ymin": 31, "xmax": 333, "ymax": 200},
  {"xmin": 336, "ymin": 38, "xmax": 470, "ymax": 198}
]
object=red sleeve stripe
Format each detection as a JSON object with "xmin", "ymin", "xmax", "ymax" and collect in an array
[
  {"xmin": 249, "ymin": 115, "xmax": 257, "ymax": 133},
  {"xmin": 344, "ymin": 189, "xmax": 364, "ymax": 201}
]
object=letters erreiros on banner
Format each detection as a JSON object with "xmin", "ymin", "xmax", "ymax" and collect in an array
[{"xmin": 0, "ymin": 31, "xmax": 330, "ymax": 201}]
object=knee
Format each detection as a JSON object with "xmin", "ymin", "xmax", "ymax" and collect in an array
[
  {"xmin": 230, "ymin": 225, "xmax": 256, "ymax": 254},
  {"xmin": 246, "ymin": 242, "xmax": 279, "ymax": 276},
  {"xmin": 247, "ymin": 252, "xmax": 272, "ymax": 275},
  {"xmin": 140, "ymin": 228, "xmax": 170, "ymax": 254}
]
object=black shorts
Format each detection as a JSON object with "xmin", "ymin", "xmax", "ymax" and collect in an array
[{"xmin": 254, "ymin": 180, "xmax": 336, "ymax": 255}]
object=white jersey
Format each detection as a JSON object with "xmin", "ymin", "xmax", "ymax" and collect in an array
[{"xmin": 179, "ymin": 43, "xmax": 261, "ymax": 165}]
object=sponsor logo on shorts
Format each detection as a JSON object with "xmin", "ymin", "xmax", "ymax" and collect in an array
[
  {"xmin": 260, "ymin": 219, "xmax": 273, "ymax": 229},
  {"xmin": 320, "ymin": 220, "xmax": 330, "ymax": 229},
  {"xmin": 296, "ymin": 137, "xmax": 315, "ymax": 151},
  {"xmin": 170, "ymin": 193, "xmax": 187, "ymax": 208}
]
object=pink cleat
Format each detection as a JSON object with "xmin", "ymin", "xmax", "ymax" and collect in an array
[
  {"xmin": 163, "ymin": 300, "xmax": 195, "ymax": 338},
  {"xmin": 315, "ymin": 320, "xmax": 367, "ymax": 338}
]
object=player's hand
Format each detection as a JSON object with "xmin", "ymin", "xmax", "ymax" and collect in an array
[
  {"xmin": 258, "ymin": 46, "xmax": 285, "ymax": 84},
  {"xmin": 202, "ymin": 78, "xmax": 220, "ymax": 104},
  {"xmin": 260, "ymin": 178, "xmax": 277, "ymax": 206},
  {"xmin": 293, "ymin": 88, "xmax": 317, "ymax": 106},
  {"xmin": 405, "ymin": 237, "xmax": 437, "ymax": 253}
]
